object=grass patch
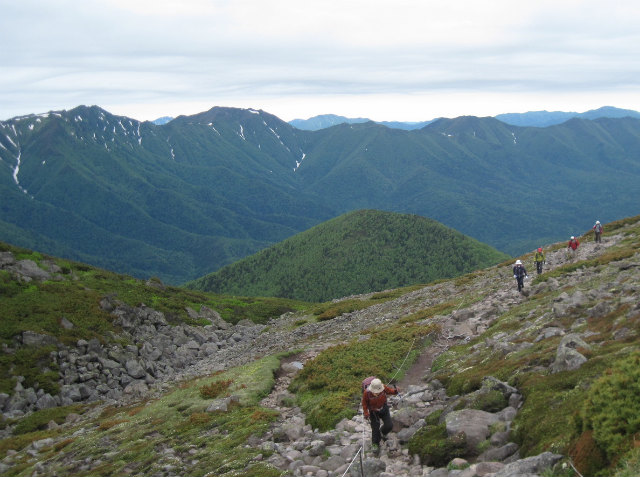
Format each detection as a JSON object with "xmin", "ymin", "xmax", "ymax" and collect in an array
[
  {"xmin": 290, "ymin": 322, "xmax": 437, "ymax": 430},
  {"xmin": 408, "ymin": 423, "xmax": 467, "ymax": 466},
  {"xmin": 12, "ymin": 404, "xmax": 86, "ymax": 435}
]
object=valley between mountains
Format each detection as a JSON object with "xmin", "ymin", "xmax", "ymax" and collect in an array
[{"xmin": 1, "ymin": 215, "xmax": 639, "ymax": 476}]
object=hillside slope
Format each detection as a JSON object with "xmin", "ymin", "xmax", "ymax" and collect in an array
[
  {"xmin": 0, "ymin": 215, "xmax": 639, "ymax": 475},
  {"xmin": 187, "ymin": 209, "xmax": 510, "ymax": 302}
]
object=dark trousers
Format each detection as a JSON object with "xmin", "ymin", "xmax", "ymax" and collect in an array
[
  {"xmin": 535, "ymin": 261, "xmax": 543, "ymax": 274},
  {"xmin": 370, "ymin": 404, "xmax": 393, "ymax": 445},
  {"xmin": 516, "ymin": 276, "xmax": 524, "ymax": 292},
  {"xmin": 595, "ymin": 232, "xmax": 602, "ymax": 243}
]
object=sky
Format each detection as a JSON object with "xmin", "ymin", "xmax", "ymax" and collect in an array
[{"xmin": 2, "ymin": 0, "xmax": 640, "ymax": 123}]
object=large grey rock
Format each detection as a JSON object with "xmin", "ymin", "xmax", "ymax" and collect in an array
[
  {"xmin": 321, "ymin": 455, "xmax": 347, "ymax": 472},
  {"xmin": 350, "ymin": 458, "xmax": 385, "ymax": 477},
  {"xmin": 123, "ymin": 380, "xmax": 149, "ymax": 397},
  {"xmin": 445, "ymin": 409, "xmax": 499, "ymax": 452},
  {"xmin": 35, "ymin": 394, "xmax": 58, "ymax": 410},
  {"xmin": 98, "ymin": 357, "xmax": 122, "ymax": 370},
  {"xmin": 125, "ymin": 360, "xmax": 146, "ymax": 379},
  {"xmin": 0, "ymin": 393, "xmax": 9, "ymax": 410},
  {"xmin": 206, "ymin": 395, "xmax": 240, "ymax": 413},
  {"xmin": 198, "ymin": 306, "xmax": 231, "ymax": 330},
  {"xmin": 14, "ymin": 260, "xmax": 51, "ymax": 281},
  {"xmin": 21, "ymin": 331, "xmax": 59, "ymax": 347},
  {"xmin": 493, "ymin": 451, "xmax": 562, "ymax": 477},
  {"xmin": 60, "ymin": 385, "xmax": 82, "ymax": 402},
  {"xmin": 550, "ymin": 334, "xmax": 591, "ymax": 373},
  {"xmin": 477, "ymin": 442, "xmax": 519, "ymax": 462}
]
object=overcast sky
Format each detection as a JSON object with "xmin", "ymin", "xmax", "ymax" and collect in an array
[{"xmin": 2, "ymin": 0, "xmax": 640, "ymax": 122}]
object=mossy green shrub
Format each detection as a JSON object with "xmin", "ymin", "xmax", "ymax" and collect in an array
[
  {"xmin": 581, "ymin": 352, "xmax": 640, "ymax": 462},
  {"xmin": 470, "ymin": 389, "xmax": 509, "ymax": 413},
  {"xmin": 13, "ymin": 404, "xmax": 85, "ymax": 435},
  {"xmin": 614, "ymin": 446, "xmax": 640, "ymax": 477},
  {"xmin": 512, "ymin": 356, "xmax": 610, "ymax": 458},
  {"xmin": 0, "ymin": 345, "xmax": 60, "ymax": 395},
  {"xmin": 0, "ymin": 429, "xmax": 59, "ymax": 459},
  {"xmin": 408, "ymin": 423, "xmax": 466, "ymax": 467},
  {"xmin": 290, "ymin": 323, "xmax": 437, "ymax": 431}
]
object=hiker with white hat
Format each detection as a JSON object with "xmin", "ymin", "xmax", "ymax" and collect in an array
[
  {"xmin": 592, "ymin": 220, "xmax": 603, "ymax": 243},
  {"xmin": 362, "ymin": 378, "xmax": 398, "ymax": 455},
  {"xmin": 513, "ymin": 259, "xmax": 528, "ymax": 293},
  {"xmin": 567, "ymin": 236, "xmax": 580, "ymax": 260}
]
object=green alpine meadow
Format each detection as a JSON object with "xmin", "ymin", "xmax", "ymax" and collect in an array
[{"xmin": 186, "ymin": 209, "xmax": 510, "ymax": 302}]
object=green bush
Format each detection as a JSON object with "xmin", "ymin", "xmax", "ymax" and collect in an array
[
  {"xmin": 581, "ymin": 352, "xmax": 640, "ymax": 460},
  {"xmin": 408, "ymin": 423, "xmax": 467, "ymax": 467},
  {"xmin": 13, "ymin": 405, "xmax": 83, "ymax": 435},
  {"xmin": 470, "ymin": 389, "xmax": 508, "ymax": 413}
]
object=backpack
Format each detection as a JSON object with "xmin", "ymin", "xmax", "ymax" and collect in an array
[
  {"xmin": 362, "ymin": 376, "xmax": 377, "ymax": 392},
  {"xmin": 595, "ymin": 224, "xmax": 602, "ymax": 232}
]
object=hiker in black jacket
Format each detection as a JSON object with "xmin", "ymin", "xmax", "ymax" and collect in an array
[{"xmin": 513, "ymin": 260, "xmax": 528, "ymax": 292}]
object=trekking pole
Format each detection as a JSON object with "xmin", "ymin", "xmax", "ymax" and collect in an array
[{"xmin": 340, "ymin": 446, "xmax": 364, "ymax": 477}]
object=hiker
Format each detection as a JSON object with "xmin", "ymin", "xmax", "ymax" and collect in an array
[
  {"xmin": 513, "ymin": 259, "xmax": 528, "ymax": 292},
  {"xmin": 362, "ymin": 378, "xmax": 398, "ymax": 455},
  {"xmin": 534, "ymin": 248, "xmax": 546, "ymax": 275},
  {"xmin": 593, "ymin": 220, "xmax": 603, "ymax": 243},
  {"xmin": 567, "ymin": 236, "xmax": 580, "ymax": 259}
]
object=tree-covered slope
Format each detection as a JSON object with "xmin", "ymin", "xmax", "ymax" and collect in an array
[
  {"xmin": 0, "ymin": 106, "xmax": 334, "ymax": 284},
  {"xmin": 187, "ymin": 209, "xmax": 510, "ymax": 302}
]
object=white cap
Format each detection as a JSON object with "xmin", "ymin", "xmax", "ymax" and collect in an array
[
  {"xmin": 515, "ymin": 260, "xmax": 522, "ymax": 265},
  {"xmin": 369, "ymin": 378, "xmax": 384, "ymax": 394},
  {"xmin": 571, "ymin": 236, "xmax": 575, "ymax": 240}
]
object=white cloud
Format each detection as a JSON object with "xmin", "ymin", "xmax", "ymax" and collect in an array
[{"xmin": 2, "ymin": 0, "xmax": 640, "ymax": 121}]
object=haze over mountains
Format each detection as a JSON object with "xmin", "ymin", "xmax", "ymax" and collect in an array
[{"xmin": 1, "ymin": 104, "xmax": 640, "ymax": 287}]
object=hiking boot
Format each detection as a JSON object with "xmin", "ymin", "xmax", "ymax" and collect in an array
[
  {"xmin": 371, "ymin": 443, "xmax": 380, "ymax": 456},
  {"xmin": 381, "ymin": 434, "xmax": 388, "ymax": 442}
]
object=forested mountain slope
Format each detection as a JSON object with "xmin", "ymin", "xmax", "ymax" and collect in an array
[
  {"xmin": 187, "ymin": 209, "xmax": 510, "ymax": 301},
  {"xmin": 1, "ymin": 105, "xmax": 639, "ymax": 284}
]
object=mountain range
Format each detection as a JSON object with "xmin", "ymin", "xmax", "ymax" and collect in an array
[
  {"xmin": 1, "ymin": 105, "xmax": 640, "ymax": 286},
  {"xmin": 289, "ymin": 106, "xmax": 640, "ymax": 130}
]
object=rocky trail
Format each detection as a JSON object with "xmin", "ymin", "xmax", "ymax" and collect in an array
[{"xmin": 231, "ymin": 235, "xmax": 620, "ymax": 477}]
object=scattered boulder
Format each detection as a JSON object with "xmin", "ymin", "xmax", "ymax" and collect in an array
[{"xmin": 551, "ymin": 334, "xmax": 591, "ymax": 373}]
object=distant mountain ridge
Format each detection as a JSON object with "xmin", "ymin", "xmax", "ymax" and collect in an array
[
  {"xmin": 2, "ymin": 104, "xmax": 640, "ymax": 285},
  {"xmin": 495, "ymin": 106, "xmax": 640, "ymax": 127},
  {"xmin": 187, "ymin": 209, "xmax": 510, "ymax": 301},
  {"xmin": 290, "ymin": 106, "xmax": 640, "ymax": 130},
  {"xmin": 290, "ymin": 113, "xmax": 435, "ymax": 131}
]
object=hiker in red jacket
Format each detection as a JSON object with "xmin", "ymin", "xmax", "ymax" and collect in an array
[
  {"xmin": 567, "ymin": 236, "xmax": 580, "ymax": 260},
  {"xmin": 362, "ymin": 378, "xmax": 398, "ymax": 455}
]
